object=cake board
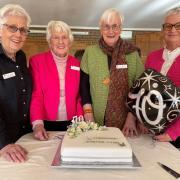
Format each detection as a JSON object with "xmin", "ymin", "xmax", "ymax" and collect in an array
[{"xmin": 51, "ymin": 137, "xmax": 141, "ymax": 169}]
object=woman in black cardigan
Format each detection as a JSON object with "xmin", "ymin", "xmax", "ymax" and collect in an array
[{"xmin": 0, "ymin": 4, "xmax": 32, "ymax": 162}]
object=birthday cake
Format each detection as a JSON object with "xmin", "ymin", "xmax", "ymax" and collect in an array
[{"xmin": 61, "ymin": 126, "xmax": 133, "ymax": 165}]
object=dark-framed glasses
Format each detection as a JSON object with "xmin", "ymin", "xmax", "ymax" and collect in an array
[
  {"xmin": 2, "ymin": 23, "xmax": 30, "ymax": 35},
  {"xmin": 162, "ymin": 22, "xmax": 180, "ymax": 31},
  {"xmin": 102, "ymin": 24, "xmax": 121, "ymax": 32}
]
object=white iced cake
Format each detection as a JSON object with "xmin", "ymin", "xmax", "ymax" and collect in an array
[{"xmin": 61, "ymin": 127, "xmax": 132, "ymax": 165}]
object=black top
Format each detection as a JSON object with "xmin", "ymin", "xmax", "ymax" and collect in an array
[{"xmin": 0, "ymin": 44, "xmax": 32, "ymax": 149}]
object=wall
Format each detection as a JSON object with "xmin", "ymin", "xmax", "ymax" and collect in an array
[
  {"xmin": 22, "ymin": 29, "xmax": 164, "ymax": 63},
  {"xmin": 134, "ymin": 31, "xmax": 164, "ymax": 63}
]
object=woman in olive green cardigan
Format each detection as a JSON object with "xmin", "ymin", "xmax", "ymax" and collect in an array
[{"xmin": 80, "ymin": 8, "xmax": 146, "ymax": 136}]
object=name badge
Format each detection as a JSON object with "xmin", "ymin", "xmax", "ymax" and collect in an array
[
  {"xmin": 116, "ymin": 64, "xmax": 128, "ymax": 69},
  {"xmin": 2, "ymin": 72, "xmax": 16, "ymax": 79},
  {"xmin": 71, "ymin": 66, "xmax": 80, "ymax": 71}
]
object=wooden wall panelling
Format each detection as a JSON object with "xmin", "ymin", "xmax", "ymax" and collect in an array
[
  {"xmin": 135, "ymin": 31, "xmax": 164, "ymax": 63},
  {"xmin": 71, "ymin": 29, "xmax": 100, "ymax": 54},
  {"xmin": 22, "ymin": 34, "xmax": 48, "ymax": 61},
  {"xmin": 22, "ymin": 30, "xmax": 164, "ymax": 65}
]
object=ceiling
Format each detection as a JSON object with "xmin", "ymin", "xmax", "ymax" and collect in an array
[{"xmin": 0, "ymin": 0, "xmax": 180, "ymax": 30}]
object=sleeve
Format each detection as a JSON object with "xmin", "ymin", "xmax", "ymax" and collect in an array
[
  {"xmin": 134, "ymin": 51, "xmax": 144, "ymax": 80},
  {"xmin": 128, "ymin": 51, "xmax": 144, "ymax": 88},
  {"xmin": 80, "ymin": 47, "xmax": 92, "ymax": 106},
  {"xmin": 76, "ymin": 94, "xmax": 84, "ymax": 116},
  {"xmin": 80, "ymin": 70, "xmax": 92, "ymax": 105},
  {"xmin": 29, "ymin": 57, "xmax": 46, "ymax": 123},
  {"xmin": 0, "ymin": 115, "xmax": 8, "ymax": 149},
  {"xmin": 80, "ymin": 47, "xmax": 89, "ymax": 74},
  {"xmin": 165, "ymin": 118, "xmax": 180, "ymax": 141}
]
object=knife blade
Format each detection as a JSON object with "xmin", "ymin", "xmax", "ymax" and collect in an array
[{"xmin": 158, "ymin": 162, "xmax": 180, "ymax": 178}]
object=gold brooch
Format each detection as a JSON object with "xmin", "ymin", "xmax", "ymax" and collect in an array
[{"xmin": 103, "ymin": 77, "xmax": 110, "ymax": 86}]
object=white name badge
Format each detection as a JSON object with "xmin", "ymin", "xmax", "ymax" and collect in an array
[
  {"xmin": 116, "ymin": 64, "xmax": 128, "ymax": 69},
  {"xmin": 2, "ymin": 72, "xmax": 16, "ymax": 79},
  {"xmin": 71, "ymin": 66, "xmax": 80, "ymax": 71}
]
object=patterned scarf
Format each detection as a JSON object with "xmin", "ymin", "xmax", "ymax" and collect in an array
[{"xmin": 99, "ymin": 37, "xmax": 141, "ymax": 129}]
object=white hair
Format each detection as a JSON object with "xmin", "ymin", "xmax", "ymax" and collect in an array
[
  {"xmin": 0, "ymin": 4, "xmax": 31, "ymax": 27},
  {"xmin": 46, "ymin": 20, "xmax": 74, "ymax": 43},
  {"xmin": 165, "ymin": 6, "xmax": 180, "ymax": 19},
  {"xmin": 99, "ymin": 8, "xmax": 124, "ymax": 27}
]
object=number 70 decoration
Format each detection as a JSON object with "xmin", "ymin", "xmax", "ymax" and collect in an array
[{"xmin": 126, "ymin": 68, "xmax": 180, "ymax": 134}]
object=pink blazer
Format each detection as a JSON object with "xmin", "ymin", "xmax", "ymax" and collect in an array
[
  {"xmin": 29, "ymin": 51, "xmax": 83, "ymax": 123},
  {"xmin": 145, "ymin": 48, "xmax": 180, "ymax": 87},
  {"xmin": 145, "ymin": 48, "xmax": 180, "ymax": 140}
]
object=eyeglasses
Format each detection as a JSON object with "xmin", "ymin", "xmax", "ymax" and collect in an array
[
  {"xmin": 162, "ymin": 22, "xmax": 180, "ymax": 31},
  {"xmin": 2, "ymin": 24, "xmax": 30, "ymax": 35},
  {"xmin": 101, "ymin": 24, "xmax": 121, "ymax": 32}
]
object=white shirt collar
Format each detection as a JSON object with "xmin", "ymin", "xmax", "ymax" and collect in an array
[
  {"xmin": 163, "ymin": 47, "xmax": 180, "ymax": 62},
  {"xmin": 161, "ymin": 47, "xmax": 180, "ymax": 75}
]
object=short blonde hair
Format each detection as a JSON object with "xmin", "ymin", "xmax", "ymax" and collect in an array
[
  {"xmin": 46, "ymin": 20, "xmax": 74, "ymax": 43},
  {"xmin": 99, "ymin": 8, "xmax": 124, "ymax": 27},
  {"xmin": 0, "ymin": 4, "xmax": 31, "ymax": 27}
]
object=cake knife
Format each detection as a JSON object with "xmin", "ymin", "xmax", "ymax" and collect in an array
[{"xmin": 158, "ymin": 162, "xmax": 180, "ymax": 179}]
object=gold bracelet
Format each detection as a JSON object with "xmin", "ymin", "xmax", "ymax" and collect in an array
[{"xmin": 84, "ymin": 109, "xmax": 93, "ymax": 114}]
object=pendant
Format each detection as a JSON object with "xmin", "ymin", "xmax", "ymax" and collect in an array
[{"xmin": 103, "ymin": 77, "xmax": 110, "ymax": 86}]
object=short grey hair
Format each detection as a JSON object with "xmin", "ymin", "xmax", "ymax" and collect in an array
[
  {"xmin": 165, "ymin": 6, "xmax": 180, "ymax": 19},
  {"xmin": 0, "ymin": 4, "xmax": 31, "ymax": 27},
  {"xmin": 99, "ymin": 8, "xmax": 124, "ymax": 27},
  {"xmin": 46, "ymin": 20, "xmax": 74, "ymax": 43}
]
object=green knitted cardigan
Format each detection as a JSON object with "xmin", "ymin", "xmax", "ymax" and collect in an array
[{"xmin": 81, "ymin": 44, "xmax": 144, "ymax": 125}]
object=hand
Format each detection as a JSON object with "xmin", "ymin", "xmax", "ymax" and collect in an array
[
  {"xmin": 84, "ymin": 113, "xmax": 95, "ymax": 122},
  {"xmin": 83, "ymin": 104, "xmax": 94, "ymax": 122},
  {"xmin": 154, "ymin": 133, "xmax": 172, "ymax": 142},
  {"xmin": 122, "ymin": 112, "xmax": 138, "ymax": 137},
  {"xmin": 137, "ymin": 122, "xmax": 149, "ymax": 134},
  {"xmin": 0, "ymin": 144, "xmax": 28, "ymax": 163},
  {"xmin": 33, "ymin": 124, "xmax": 48, "ymax": 141}
]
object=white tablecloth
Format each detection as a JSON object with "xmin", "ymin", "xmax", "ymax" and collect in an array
[{"xmin": 0, "ymin": 132, "xmax": 179, "ymax": 180}]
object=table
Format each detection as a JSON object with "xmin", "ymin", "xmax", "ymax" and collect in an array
[{"xmin": 0, "ymin": 132, "xmax": 179, "ymax": 180}]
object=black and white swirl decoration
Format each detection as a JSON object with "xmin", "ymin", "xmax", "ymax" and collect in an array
[{"xmin": 126, "ymin": 68, "xmax": 180, "ymax": 134}]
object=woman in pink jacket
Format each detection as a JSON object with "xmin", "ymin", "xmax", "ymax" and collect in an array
[
  {"xmin": 145, "ymin": 7, "xmax": 180, "ymax": 147},
  {"xmin": 29, "ymin": 21, "xmax": 83, "ymax": 140}
]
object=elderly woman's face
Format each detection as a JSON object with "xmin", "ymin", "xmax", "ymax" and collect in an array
[
  {"xmin": 49, "ymin": 31, "xmax": 71, "ymax": 57},
  {"xmin": 0, "ymin": 15, "xmax": 28, "ymax": 57},
  {"xmin": 163, "ymin": 13, "xmax": 180, "ymax": 48},
  {"xmin": 100, "ymin": 15, "xmax": 121, "ymax": 47}
]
